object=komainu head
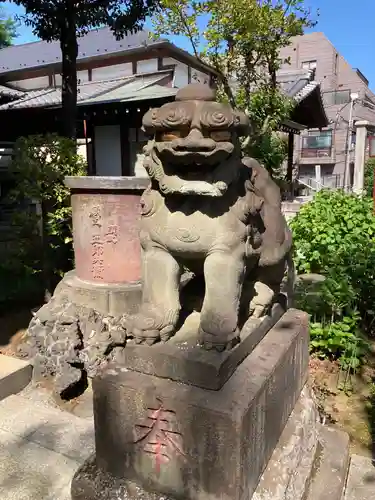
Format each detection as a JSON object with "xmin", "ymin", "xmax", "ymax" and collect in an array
[{"xmin": 141, "ymin": 84, "xmax": 249, "ymax": 197}]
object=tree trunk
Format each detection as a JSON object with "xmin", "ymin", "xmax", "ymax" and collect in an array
[{"xmin": 60, "ymin": 2, "xmax": 78, "ymax": 139}]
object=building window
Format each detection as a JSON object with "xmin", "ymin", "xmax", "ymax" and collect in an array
[
  {"xmin": 323, "ymin": 90, "xmax": 351, "ymax": 106},
  {"xmin": 334, "ymin": 53, "xmax": 339, "ymax": 75},
  {"xmin": 301, "ymin": 130, "xmax": 333, "ymax": 158},
  {"xmin": 301, "ymin": 60, "xmax": 317, "ymax": 80}
]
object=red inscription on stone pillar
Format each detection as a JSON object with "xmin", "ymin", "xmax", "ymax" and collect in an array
[
  {"xmin": 72, "ymin": 193, "xmax": 143, "ymax": 284},
  {"xmin": 134, "ymin": 400, "xmax": 185, "ymax": 476}
]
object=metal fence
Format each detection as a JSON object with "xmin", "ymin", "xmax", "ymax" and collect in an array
[{"xmin": 297, "ymin": 174, "xmax": 344, "ymax": 195}]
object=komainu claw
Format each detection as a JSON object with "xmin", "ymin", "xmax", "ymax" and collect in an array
[
  {"xmin": 145, "ymin": 337, "xmax": 158, "ymax": 346},
  {"xmin": 199, "ymin": 326, "xmax": 240, "ymax": 351},
  {"xmin": 160, "ymin": 325, "xmax": 175, "ymax": 342},
  {"xmin": 214, "ymin": 344, "xmax": 226, "ymax": 352}
]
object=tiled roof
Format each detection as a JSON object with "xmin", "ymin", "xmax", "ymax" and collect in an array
[
  {"xmin": 0, "ymin": 28, "xmax": 162, "ymax": 75},
  {"xmin": 292, "ymin": 81, "xmax": 321, "ymax": 103},
  {"xmin": 0, "ymin": 84, "xmax": 25, "ymax": 99},
  {"xmin": 277, "ymin": 68, "xmax": 316, "ymax": 97},
  {"xmin": 0, "ymin": 71, "xmax": 175, "ymax": 111},
  {"xmin": 276, "ymin": 68, "xmax": 328, "ymax": 130}
]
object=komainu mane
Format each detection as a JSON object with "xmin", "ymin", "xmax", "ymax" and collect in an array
[{"xmin": 128, "ymin": 83, "xmax": 292, "ymax": 351}]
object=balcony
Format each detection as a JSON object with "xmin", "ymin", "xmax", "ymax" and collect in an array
[{"xmin": 299, "ymin": 130, "xmax": 335, "ymax": 164}]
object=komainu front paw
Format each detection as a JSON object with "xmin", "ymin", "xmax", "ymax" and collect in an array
[
  {"xmin": 128, "ymin": 306, "xmax": 179, "ymax": 345},
  {"xmin": 249, "ymin": 281, "xmax": 275, "ymax": 318},
  {"xmin": 198, "ymin": 326, "xmax": 240, "ymax": 352}
]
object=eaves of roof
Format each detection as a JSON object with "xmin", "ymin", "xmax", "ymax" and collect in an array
[
  {"xmin": 0, "ymin": 70, "xmax": 175, "ymax": 111},
  {"xmin": 0, "ymin": 28, "xmax": 217, "ymax": 80}
]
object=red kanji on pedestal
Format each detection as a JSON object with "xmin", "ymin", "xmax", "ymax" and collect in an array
[{"xmin": 134, "ymin": 400, "xmax": 185, "ymax": 476}]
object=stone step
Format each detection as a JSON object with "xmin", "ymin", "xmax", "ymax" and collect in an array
[
  {"xmin": 0, "ymin": 393, "xmax": 94, "ymax": 499},
  {"xmin": 344, "ymin": 454, "xmax": 375, "ymax": 500},
  {"xmin": 305, "ymin": 425, "xmax": 350, "ymax": 500},
  {"xmin": 0, "ymin": 354, "xmax": 32, "ymax": 401}
]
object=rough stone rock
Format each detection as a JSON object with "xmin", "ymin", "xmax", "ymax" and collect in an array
[
  {"xmin": 20, "ymin": 293, "xmax": 128, "ymax": 399},
  {"xmin": 19, "ymin": 270, "xmax": 194, "ymax": 399}
]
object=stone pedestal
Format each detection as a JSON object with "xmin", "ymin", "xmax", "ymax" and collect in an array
[
  {"xmin": 65, "ymin": 176, "xmax": 150, "ymax": 284},
  {"xmin": 71, "ymin": 309, "xmax": 312, "ymax": 500},
  {"xmin": 22, "ymin": 176, "xmax": 150, "ymax": 398}
]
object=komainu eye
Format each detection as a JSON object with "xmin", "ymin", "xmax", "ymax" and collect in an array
[
  {"xmin": 160, "ymin": 131, "xmax": 181, "ymax": 141},
  {"xmin": 210, "ymin": 130, "xmax": 231, "ymax": 142},
  {"xmin": 160, "ymin": 130, "xmax": 189, "ymax": 141}
]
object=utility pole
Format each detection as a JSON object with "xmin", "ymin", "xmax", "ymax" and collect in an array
[{"xmin": 343, "ymin": 93, "xmax": 359, "ymax": 191}]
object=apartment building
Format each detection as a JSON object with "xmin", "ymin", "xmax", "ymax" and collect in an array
[{"xmin": 279, "ymin": 32, "xmax": 375, "ymax": 189}]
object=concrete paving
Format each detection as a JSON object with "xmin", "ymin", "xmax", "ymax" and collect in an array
[
  {"xmin": 0, "ymin": 392, "xmax": 94, "ymax": 499},
  {"xmin": 306, "ymin": 425, "xmax": 350, "ymax": 500},
  {"xmin": 0, "ymin": 380, "xmax": 374, "ymax": 499},
  {"xmin": 0, "ymin": 354, "xmax": 32, "ymax": 401},
  {"xmin": 344, "ymin": 455, "xmax": 375, "ymax": 500}
]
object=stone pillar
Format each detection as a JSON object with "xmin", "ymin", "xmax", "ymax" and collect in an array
[
  {"xmin": 65, "ymin": 176, "xmax": 150, "ymax": 284},
  {"xmin": 353, "ymin": 120, "xmax": 369, "ymax": 195},
  {"xmin": 23, "ymin": 175, "xmax": 150, "ymax": 398},
  {"xmin": 314, "ymin": 164, "xmax": 321, "ymax": 191}
]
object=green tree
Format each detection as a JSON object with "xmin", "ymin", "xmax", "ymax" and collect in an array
[
  {"xmin": 6, "ymin": 134, "xmax": 87, "ymax": 301},
  {"xmin": 0, "ymin": 8, "xmax": 17, "ymax": 47},
  {"xmin": 291, "ymin": 190, "xmax": 375, "ymax": 333},
  {"xmin": 364, "ymin": 157, "xmax": 375, "ymax": 198},
  {"xmin": 5, "ymin": 0, "xmax": 159, "ymax": 139},
  {"xmin": 152, "ymin": 0, "xmax": 316, "ymax": 176},
  {"xmin": 291, "ymin": 190, "xmax": 375, "ymax": 370}
]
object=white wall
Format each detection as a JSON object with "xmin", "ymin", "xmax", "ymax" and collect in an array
[
  {"xmin": 137, "ymin": 59, "xmax": 158, "ymax": 74},
  {"xmin": 162, "ymin": 58, "xmax": 210, "ymax": 87},
  {"xmin": 54, "ymin": 70, "xmax": 89, "ymax": 86},
  {"xmin": 91, "ymin": 62, "xmax": 133, "ymax": 81},
  {"xmin": 6, "ymin": 55, "xmax": 211, "ymax": 94},
  {"xmin": 94, "ymin": 125, "xmax": 122, "ymax": 176},
  {"xmin": 9, "ymin": 75, "xmax": 50, "ymax": 90},
  {"xmin": 191, "ymin": 69, "xmax": 210, "ymax": 85},
  {"xmin": 163, "ymin": 58, "xmax": 189, "ymax": 88}
]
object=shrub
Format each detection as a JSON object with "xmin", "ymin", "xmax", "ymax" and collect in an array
[
  {"xmin": 364, "ymin": 158, "xmax": 375, "ymax": 198},
  {"xmin": 0, "ymin": 134, "xmax": 87, "ymax": 305},
  {"xmin": 291, "ymin": 190, "xmax": 375, "ymax": 367}
]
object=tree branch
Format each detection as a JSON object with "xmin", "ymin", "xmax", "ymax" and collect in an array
[{"xmin": 176, "ymin": 6, "xmax": 200, "ymax": 59}]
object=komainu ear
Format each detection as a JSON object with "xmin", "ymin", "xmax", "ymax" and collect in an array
[{"xmin": 142, "ymin": 108, "xmax": 156, "ymax": 137}]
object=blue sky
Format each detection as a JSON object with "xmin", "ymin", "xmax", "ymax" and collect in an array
[{"xmin": 3, "ymin": 0, "xmax": 375, "ymax": 90}]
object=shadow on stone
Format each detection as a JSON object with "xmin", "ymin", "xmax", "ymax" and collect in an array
[{"xmin": 0, "ymin": 396, "xmax": 94, "ymax": 499}]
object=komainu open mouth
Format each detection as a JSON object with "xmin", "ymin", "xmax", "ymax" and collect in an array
[{"xmin": 173, "ymin": 162, "xmax": 219, "ymax": 182}]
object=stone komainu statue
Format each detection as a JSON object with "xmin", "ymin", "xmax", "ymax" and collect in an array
[{"xmin": 129, "ymin": 84, "xmax": 292, "ymax": 351}]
